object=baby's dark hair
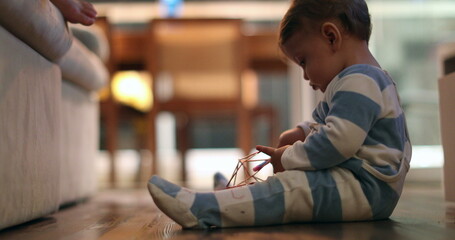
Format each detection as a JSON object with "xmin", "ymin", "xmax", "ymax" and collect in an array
[{"xmin": 279, "ymin": 0, "xmax": 372, "ymax": 46}]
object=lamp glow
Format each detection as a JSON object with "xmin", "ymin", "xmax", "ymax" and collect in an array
[{"xmin": 111, "ymin": 71, "xmax": 153, "ymax": 112}]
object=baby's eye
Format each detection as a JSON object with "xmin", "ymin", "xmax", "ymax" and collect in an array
[{"xmin": 299, "ymin": 60, "xmax": 305, "ymax": 66}]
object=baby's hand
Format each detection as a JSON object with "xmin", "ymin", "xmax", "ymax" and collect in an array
[
  {"xmin": 51, "ymin": 0, "xmax": 97, "ymax": 26},
  {"xmin": 256, "ymin": 145, "xmax": 289, "ymax": 173},
  {"xmin": 277, "ymin": 127, "xmax": 306, "ymax": 147}
]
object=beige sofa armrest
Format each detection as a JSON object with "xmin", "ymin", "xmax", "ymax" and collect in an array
[
  {"xmin": 0, "ymin": 0, "xmax": 72, "ymax": 61},
  {"xmin": 0, "ymin": 24, "xmax": 62, "ymax": 231},
  {"xmin": 59, "ymin": 38, "xmax": 108, "ymax": 91}
]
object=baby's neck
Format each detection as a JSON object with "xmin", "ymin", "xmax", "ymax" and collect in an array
[{"xmin": 343, "ymin": 40, "xmax": 380, "ymax": 69}]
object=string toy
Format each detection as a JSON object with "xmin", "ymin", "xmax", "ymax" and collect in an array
[{"xmin": 225, "ymin": 151, "xmax": 271, "ymax": 189}]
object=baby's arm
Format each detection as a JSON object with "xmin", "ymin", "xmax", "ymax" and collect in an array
[
  {"xmin": 277, "ymin": 127, "xmax": 306, "ymax": 147},
  {"xmin": 51, "ymin": 0, "xmax": 97, "ymax": 26},
  {"xmin": 281, "ymin": 76, "xmax": 383, "ymax": 171}
]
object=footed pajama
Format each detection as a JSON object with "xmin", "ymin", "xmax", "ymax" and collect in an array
[
  {"xmin": 148, "ymin": 64, "xmax": 412, "ymax": 229},
  {"xmin": 148, "ymin": 160, "xmax": 406, "ymax": 229}
]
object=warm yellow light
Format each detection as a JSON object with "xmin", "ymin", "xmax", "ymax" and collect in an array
[
  {"xmin": 242, "ymin": 70, "xmax": 258, "ymax": 109},
  {"xmin": 111, "ymin": 71, "xmax": 153, "ymax": 112}
]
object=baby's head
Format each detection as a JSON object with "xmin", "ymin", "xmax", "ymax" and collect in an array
[
  {"xmin": 279, "ymin": 0, "xmax": 371, "ymax": 47},
  {"xmin": 279, "ymin": 0, "xmax": 372, "ymax": 92}
]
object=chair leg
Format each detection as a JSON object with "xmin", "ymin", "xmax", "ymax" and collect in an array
[
  {"xmin": 238, "ymin": 108, "xmax": 252, "ymax": 156},
  {"xmin": 147, "ymin": 110, "xmax": 158, "ymax": 177},
  {"xmin": 105, "ymin": 98, "xmax": 118, "ymax": 188},
  {"xmin": 237, "ymin": 108, "xmax": 252, "ymax": 181},
  {"xmin": 134, "ymin": 117, "xmax": 149, "ymax": 188},
  {"xmin": 176, "ymin": 114, "xmax": 190, "ymax": 184}
]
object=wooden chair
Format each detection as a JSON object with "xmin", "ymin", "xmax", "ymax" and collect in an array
[
  {"xmin": 145, "ymin": 18, "xmax": 278, "ymax": 182},
  {"xmin": 96, "ymin": 16, "xmax": 154, "ymax": 188},
  {"xmin": 90, "ymin": 17, "xmax": 119, "ymax": 188}
]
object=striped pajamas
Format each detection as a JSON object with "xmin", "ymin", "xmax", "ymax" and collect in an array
[{"xmin": 148, "ymin": 64, "xmax": 412, "ymax": 229}]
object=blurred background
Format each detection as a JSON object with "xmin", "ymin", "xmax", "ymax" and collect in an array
[{"xmin": 88, "ymin": 0, "xmax": 454, "ymax": 190}]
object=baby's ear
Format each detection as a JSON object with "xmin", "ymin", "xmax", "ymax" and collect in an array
[{"xmin": 321, "ymin": 22, "xmax": 342, "ymax": 50}]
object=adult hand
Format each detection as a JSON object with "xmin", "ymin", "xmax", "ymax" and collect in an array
[{"xmin": 51, "ymin": 0, "xmax": 97, "ymax": 26}]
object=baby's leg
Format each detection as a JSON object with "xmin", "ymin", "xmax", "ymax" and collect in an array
[
  {"xmin": 51, "ymin": 0, "xmax": 97, "ymax": 26},
  {"xmin": 279, "ymin": 168, "xmax": 374, "ymax": 222},
  {"xmin": 148, "ymin": 175, "xmax": 291, "ymax": 228},
  {"xmin": 148, "ymin": 168, "xmax": 377, "ymax": 228}
]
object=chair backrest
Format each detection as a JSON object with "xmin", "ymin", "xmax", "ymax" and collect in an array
[{"xmin": 147, "ymin": 18, "xmax": 246, "ymax": 104}]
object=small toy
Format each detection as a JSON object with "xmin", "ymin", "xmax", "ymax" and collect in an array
[{"xmin": 225, "ymin": 151, "xmax": 271, "ymax": 189}]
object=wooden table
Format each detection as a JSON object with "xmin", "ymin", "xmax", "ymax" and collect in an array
[
  {"xmin": 94, "ymin": 1, "xmax": 289, "ymax": 72},
  {"xmin": 110, "ymin": 25, "xmax": 287, "ymax": 72}
]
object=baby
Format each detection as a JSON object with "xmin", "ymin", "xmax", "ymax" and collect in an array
[{"xmin": 148, "ymin": 0, "xmax": 412, "ymax": 229}]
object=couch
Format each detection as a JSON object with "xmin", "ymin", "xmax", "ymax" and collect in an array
[{"xmin": 0, "ymin": 0, "xmax": 108, "ymax": 230}]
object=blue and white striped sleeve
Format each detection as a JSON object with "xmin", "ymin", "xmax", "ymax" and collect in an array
[{"xmin": 281, "ymin": 74, "xmax": 383, "ymax": 170}]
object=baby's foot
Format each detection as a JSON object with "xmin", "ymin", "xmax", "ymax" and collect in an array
[
  {"xmin": 147, "ymin": 176, "xmax": 201, "ymax": 228},
  {"xmin": 148, "ymin": 175, "xmax": 261, "ymax": 228},
  {"xmin": 213, "ymin": 172, "xmax": 228, "ymax": 190},
  {"xmin": 51, "ymin": 0, "xmax": 97, "ymax": 26}
]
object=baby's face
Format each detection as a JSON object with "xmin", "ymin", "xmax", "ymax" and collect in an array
[{"xmin": 281, "ymin": 29, "xmax": 341, "ymax": 92}]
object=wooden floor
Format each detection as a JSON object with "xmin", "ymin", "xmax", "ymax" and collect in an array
[{"xmin": 1, "ymin": 182, "xmax": 455, "ymax": 240}]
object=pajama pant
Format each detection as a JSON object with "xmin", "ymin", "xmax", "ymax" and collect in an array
[{"xmin": 149, "ymin": 163, "xmax": 403, "ymax": 229}]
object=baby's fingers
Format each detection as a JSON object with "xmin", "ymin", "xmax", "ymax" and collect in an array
[{"xmin": 255, "ymin": 145, "xmax": 276, "ymax": 156}]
